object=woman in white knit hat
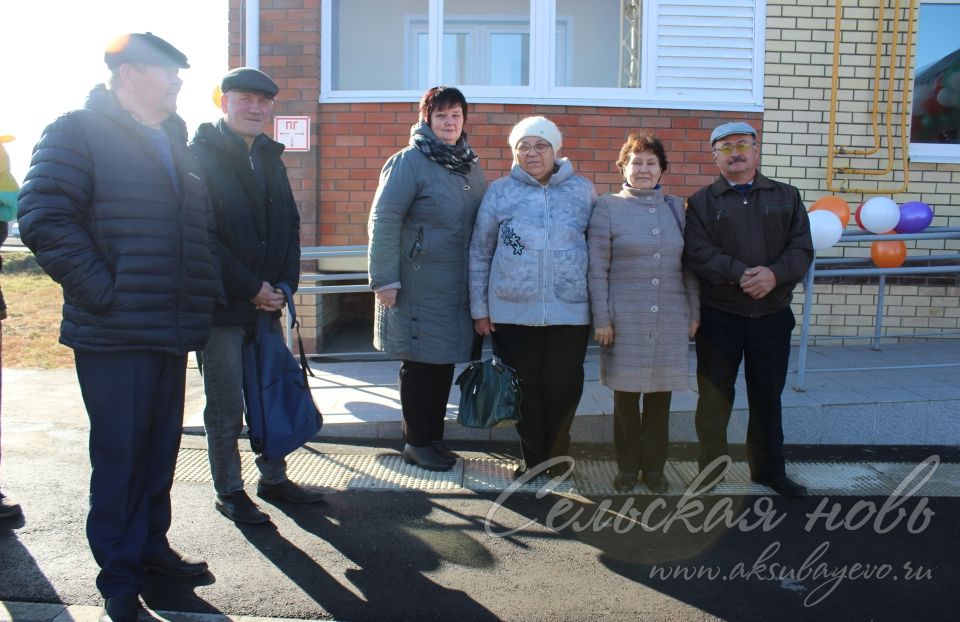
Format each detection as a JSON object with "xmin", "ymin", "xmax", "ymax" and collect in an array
[{"xmin": 469, "ymin": 116, "xmax": 596, "ymax": 478}]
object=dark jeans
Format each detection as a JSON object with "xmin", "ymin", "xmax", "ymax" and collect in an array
[
  {"xmin": 75, "ymin": 350, "xmax": 187, "ymax": 598},
  {"xmin": 399, "ymin": 360, "xmax": 455, "ymax": 447},
  {"xmin": 493, "ymin": 324, "xmax": 590, "ymax": 470},
  {"xmin": 613, "ymin": 390, "xmax": 671, "ymax": 475},
  {"xmin": 694, "ymin": 305, "xmax": 795, "ymax": 480}
]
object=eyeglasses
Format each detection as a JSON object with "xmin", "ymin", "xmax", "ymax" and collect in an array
[
  {"xmin": 713, "ymin": 141, "xmax": 756, "ymax": 155},
  {"xmin": 515, "ymin": 142, "xmax": 552, "ymax": 156}
]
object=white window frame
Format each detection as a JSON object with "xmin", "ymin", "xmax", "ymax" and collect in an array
[
  {"xmin": 320, "ymin": 0, "xmax": 765, "ymax": 112},
  {"xmin": 908, "ymin": 0, "xmax": 960, "ymax": 164}
]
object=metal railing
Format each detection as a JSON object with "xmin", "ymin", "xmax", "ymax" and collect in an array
[
  {"xmin": 795, "ymin": 227, "xmax": 960, "ymax": 389},
  {"xmin": 285, "ymin": 245, "xmax": 370, "ymax": 348}
]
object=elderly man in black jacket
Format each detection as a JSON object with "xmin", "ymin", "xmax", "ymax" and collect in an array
[
  {"xmin": 17, "ymin": 33, "xmax": 221, "ymax": 621},
  {"xmin": 683, "ymin": 121, "xmax": 813, "ymax": 497},
  {"xmin": 190, "ymin": 67, "xmax": 324, "ymax": 526}
]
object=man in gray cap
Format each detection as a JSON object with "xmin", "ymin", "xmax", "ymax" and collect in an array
[
  {"xmin": 190, "ymin": 67, "xmax": 324, "ymax": 525},
  {"xmin": 17, "ymin": 33, "xmax": 221, "ymax": 621},
  {"xmin": 682, "ymin": 121, "xmax": 813, "ymax": 497}
]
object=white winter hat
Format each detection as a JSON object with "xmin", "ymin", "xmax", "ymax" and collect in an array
[{"xmin": 508, "ymin": 116, "xmax": 562, "ymax": 152}]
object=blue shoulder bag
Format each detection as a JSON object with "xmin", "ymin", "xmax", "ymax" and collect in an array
[{"xmin": 241, "ymin": 282, "xmax": 322, "ymax": 460}]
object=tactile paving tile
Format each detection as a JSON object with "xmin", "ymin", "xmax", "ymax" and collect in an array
[
  {"xmin": 342, "ymin": 454, "xmax": 463, "ymax": 490},
  {"xmin": 173, "ymin": 449, "xmax": 960, "ymax": 497},
  {"xmin": 463, "ymin": 458, "xmax": 576, "ymax": 494}
]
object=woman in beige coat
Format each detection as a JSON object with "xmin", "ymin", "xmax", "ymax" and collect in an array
[{"xmin": 587, "ymin": 132, "xmax": 700, "ymax": 493}]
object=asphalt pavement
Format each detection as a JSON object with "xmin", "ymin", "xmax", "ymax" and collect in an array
[{"xmin": 2, "ymin": 340, "xmax": 960, "ymax": 621}]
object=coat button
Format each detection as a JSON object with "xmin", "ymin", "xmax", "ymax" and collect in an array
[
  {"xmin": 653, "ymin": 252, "xmax": 661, "ymax": 260},
  {"xmin": 652, "ymin": 278, "xmax": 660, "ymax": 285},
  {"xmin": 651, "ymin": 305, "xmax": 659, "ymax": 312},
  {"xmin": 652, "ymin": 228, "xmax": 660, "ymax": 235}
]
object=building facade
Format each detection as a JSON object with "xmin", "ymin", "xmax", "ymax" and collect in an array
[{"xmin": 226, "ymin": 0, "xmax": 960, "ymax": 351}]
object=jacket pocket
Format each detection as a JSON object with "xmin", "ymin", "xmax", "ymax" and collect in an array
[
  {"xmin": 553, "ymin": 247, "xmax": 588, "ymax": 303},
  {"xmin": 491, "ymin": 249, "xmax": 539, "ymax": 303}
]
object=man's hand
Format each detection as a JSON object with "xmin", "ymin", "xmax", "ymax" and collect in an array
[
  {"xmin": 594, "ymin": 325, "xmax": 614, "ymax": 346},
  {"xmin": 688, "ymin": 320, "xmax": 701, "ymax": 339},
  {"xmin": 251, "ymin": 281, "xmax": 285, "ymax": 311},
  {"xmin": 376, "ymin": 288, "xmax": 398, "ymax": 308},
  {"xmin": 474, "ymin": 318, "xmax": 496, "ymax": 336},
  {"xmin": 740, "ymin": 266, "xmax": 776, "ymax": 299}
]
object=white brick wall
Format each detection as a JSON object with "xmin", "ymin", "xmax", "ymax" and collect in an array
[{"xmin": 767, "ymin": 0, "xmax": 960, "ymax": 343}]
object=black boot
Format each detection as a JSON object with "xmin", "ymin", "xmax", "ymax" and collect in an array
[{"xmin": 403, "ymin": 444, "xmax": 452, "ymax": 472}]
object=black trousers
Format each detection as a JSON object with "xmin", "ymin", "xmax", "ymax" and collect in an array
[
  {"xmin": 399, "ymin": 360, "xmax": 455, "ymax": 447},
  {"xmin": 613, "ymin": 390, "xmax": 671, "ymax": 475},
  {"xmin": 493, "ymin": 324, "xmax": 590, "ymax": 470},
  {"xmin": 74, "ymin": 350, "xmax": 186, "ymax": 598},
  {"xmin": 694, "ymin": 305, "xmax": 795, "ymax": 480}
]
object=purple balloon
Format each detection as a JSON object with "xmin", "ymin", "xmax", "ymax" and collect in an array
[{"xmin": 895, "ymin": 201, "xmax": 934, "ymax": 233}]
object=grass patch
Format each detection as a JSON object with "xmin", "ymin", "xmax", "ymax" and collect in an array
[{"xmin": 2, "ymin": 251, "xmax": 73, "ymax": 369}]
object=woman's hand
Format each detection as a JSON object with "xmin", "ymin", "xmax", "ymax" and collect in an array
[
  {"xmin": 376, "ymin": 288, "xmax": 398, "ymax": 308},
  {"xmin": 474, "ymin": 318, "xmax": 496, "ymax": 336},
  {"xmin": 594, "ymin": 326, "xmax": 614, "ymax": 346},
  {"xmin": 688, "ymin": 320, "xmax": 701, "ymax": 339}
]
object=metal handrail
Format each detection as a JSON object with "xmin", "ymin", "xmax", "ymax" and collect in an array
[{"xmin": 795, "ymin": 227, "xmax": 960, "ymax": 389}]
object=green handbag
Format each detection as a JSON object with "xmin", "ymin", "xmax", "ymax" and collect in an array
[{"xmin": 456, "ymin": 336, "xmax": 523, "ymax": 429}]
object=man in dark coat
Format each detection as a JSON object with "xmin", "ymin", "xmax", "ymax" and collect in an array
[
  {"xmin": 17, "ymin": 33, "xmax": 221, "ymax": 622},
  {"xmin": 683, "ymin": 121, "xmax": 813, "ymax": 497},
  {"xmin": 190, "ymin": 67, "xmax": 324, "ymax": 526}
]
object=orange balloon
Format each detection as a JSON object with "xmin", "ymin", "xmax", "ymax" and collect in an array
[
  {"xmin": 810, "ymin": 196, "xmax": 851, "ymax": 228},
  {"xmin": 870, "ymin": 239, "xmax": 907, "ymax": 268}
]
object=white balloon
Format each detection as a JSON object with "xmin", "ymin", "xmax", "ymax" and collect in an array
[
  {"xmin": 860, "ymin": 196, "xmax": 900, "ymax": 234},
  {"xmin": 808, "ymin": 210, "xmax": 844, "ymax": 250}
]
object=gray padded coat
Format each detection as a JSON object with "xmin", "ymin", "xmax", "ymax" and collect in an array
[
  {"xmin": 367, "ymin": 146, "xmax": 486, "ymax": 363},
  {"xmin": 469, "ymin": 159, "xmax": 595, "ymax": 326}
]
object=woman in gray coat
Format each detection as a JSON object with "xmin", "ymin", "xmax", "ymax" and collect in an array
[
  {"xmin": 367, "ymin": 86, "xmax": 486, "ymax": 471},
  {"xmin": 587, "ymin": 132, "xmax": 700, "ymax": 493}
]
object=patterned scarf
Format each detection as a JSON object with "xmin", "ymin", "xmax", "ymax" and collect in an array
[{"xmin": 409, "ymin": 121, "xmax": 479, "ymax": 175}]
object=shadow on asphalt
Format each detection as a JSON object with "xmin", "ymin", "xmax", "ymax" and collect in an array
[
  {"xmin": 0, "ymin": 514, "xmax": 62, "ymax": 604},
  {"xmin": 236, "ymin": 492, "xmax": 499, "ymax": 621},
  {"xmin": 495, "ymin": 487, "xmax": 960, "ymax": 621}
]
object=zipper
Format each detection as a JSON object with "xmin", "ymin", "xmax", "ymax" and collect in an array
[
  {"xmin": 408, "ymin": 226, "xmax": 423, "ymax": 270},
  {"xmin": 542, "ymin": 186, "xmax": 549, "ymax": 325}
]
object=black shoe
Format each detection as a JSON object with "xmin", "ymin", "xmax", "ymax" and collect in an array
[
  {"xmin": 143, "ymin": 547, "xmax": 208, "ymax": 577},
  {"xmin": 216, "ymin": 491, "xmax": 271, "ymax": 524},
  {"xmin": 752, "ymin": 475, "xmax": 807, "ymax": 497},
  {"xmin": 431, "ymin": 441, "xmax": 458, "ymax": 465},
  {"xmin": 257, "ymin": 479, "xmax": 327, "ymax": 504},
  {"xmin": 612, "ymin": 471, "xmax": 637, "ymax": 492},
  {"xmin": 0, "ymin": 492, "xmax": 22, "ymax": 520},
  {"xmin": 100, "ymin": 595, "xmax": 142, "ymax": 622},
  {"xmin": 643, "ymin": 470, "xmax": 668, "ymax": 494},
  {"xmin": 403, "ymin": 444, "xmax": 452, "ymax": 471}
]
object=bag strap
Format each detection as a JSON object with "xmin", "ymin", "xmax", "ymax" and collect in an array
[
  {"xmin": 275, "ymin": 282, "xmax": 316, "ymax": 379},
  {"xmin": 664, "ymin": 195, "xmax": 684, "ymax": 233}
]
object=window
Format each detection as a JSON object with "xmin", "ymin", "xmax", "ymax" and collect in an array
[
  {"xmin": 909, "ymin": 1, "xmax": 960, "ymax": 164},
  {"xmin": 321, "ymin": 0, "xmax": 766, "ymax": 111}
]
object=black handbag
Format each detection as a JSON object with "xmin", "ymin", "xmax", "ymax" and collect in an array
[
  {"xmin": 456, "ymin": 335, "xmax": 522, "ymax": 429},
  {"xmin": 241, "ymin": 282, "xmax": 322, "ymax": 459}
]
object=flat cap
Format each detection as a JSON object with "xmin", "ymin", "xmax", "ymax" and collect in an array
[
  {"xmin": 104, "ymin": 32, "xmax": 189, "ymax": 69},
  {"xmin": 221, "ymin": 67, "xmax": 279, "ymax": 97},
  {"xmin": 710, "ymin": 121, "xmax": 757, "ymax": 145}
]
